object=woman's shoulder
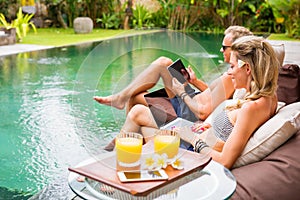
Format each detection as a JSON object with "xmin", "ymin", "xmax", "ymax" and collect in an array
[{"xmin": 242, "ymin": 95, "xmax": 277, "ymax": 116}]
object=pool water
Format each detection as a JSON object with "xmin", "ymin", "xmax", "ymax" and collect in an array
[{"xmin": 0, "ymin": 31, "xmax": 225, "ymax": 199}]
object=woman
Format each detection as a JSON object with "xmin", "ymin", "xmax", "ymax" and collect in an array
[
  {"xmin": 175, "ymin": 35, "xmax": 279, "ymax": 168},
  {"xmin": 122, "ymin": 35, "xmax": 279, "ymax": 169}
]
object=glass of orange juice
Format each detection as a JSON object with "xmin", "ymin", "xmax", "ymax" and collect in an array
[
  {"xmin": 115, "ymin": 131, "xmax": 143, "ymax": 168},
  {"xmin": 154, "ymin": 130, "xmax": 180, "ymax": 161}
]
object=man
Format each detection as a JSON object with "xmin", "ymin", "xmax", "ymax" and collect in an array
[{"xmin": 94, "ymin": 26, "xmax": 253, "ymax": 121}]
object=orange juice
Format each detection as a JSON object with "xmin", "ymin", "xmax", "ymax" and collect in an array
[
  {"xmin": 154, "ymin": 132, "xmax": 180, "ymax": 159},
  {"xmin": 116, "ymin": 133, "xmax": 143, "ymax": 166}
]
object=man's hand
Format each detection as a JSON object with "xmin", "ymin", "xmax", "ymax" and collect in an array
[
  {"xmin": 187, "ymin": 66, "xmax": 197, "ymax": 84},
  {"xmin": 172, "ymin": 78, "xmax": 186, "ymax": 96}
]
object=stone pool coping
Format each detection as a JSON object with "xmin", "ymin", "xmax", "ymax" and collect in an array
[{"xmin": 0, "ymin": 44, "xmax": 54, "ymax": 57}]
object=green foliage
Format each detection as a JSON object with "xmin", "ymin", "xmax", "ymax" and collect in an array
[
  {"xmin": 44, "ymin": 0, "xmax": 117, "ymax": 28},
  {"xmin": 0, "ymin": 7, "xmax": 37, "ymax": 41},
  {"xmin": 96, "ymin": 13, "xmax": 121, "ymax": 29},
  {"xmin": 153, "ymin": 0, "xmax": 203, "ymax": 31},
  {"xmin": 269, "ymin": 0, "xmax": 300, "ymax": 38},
  {"xmin": 0, "ymin": 0, "xmax": 17, "ymax": 17},
  {"xmin": 216, "ymin": 8, "xmax": 229, "ymax": 18},
  {"xmin": 250, "ymin": 1, "xmax": 275, "ymax": 33},
  {"xmin": 151, "ymin": 0, "xmax": 171, "ymax": 28},
  {"xmin": 132, "ymin": 4, "xmax": 153, "ymax": 29},
  {"xmin": 0, "ymin": 13, "xmax": 10, "ymax": 28},
  {"xmin": 0, "ymin": 0, "xmax": 298, "ymax": 39}
]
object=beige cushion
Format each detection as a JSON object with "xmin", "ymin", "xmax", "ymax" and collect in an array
[
  {"xmin": 271, "ymin": 43, "xmax": 285, "ymax": 66},
  {"xmin": 233, "ymin": 102, "xmax": 300, "ymax": 168}
]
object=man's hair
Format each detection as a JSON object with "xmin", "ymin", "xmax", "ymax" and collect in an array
[{"xmin": 224, "ymin": 26, "xmax": 253, "ymax": 43}]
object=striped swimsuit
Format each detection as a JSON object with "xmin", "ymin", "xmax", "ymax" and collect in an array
[{"xmin": 212, "ymin": 110, "xmax": 234, "ymax": 142}]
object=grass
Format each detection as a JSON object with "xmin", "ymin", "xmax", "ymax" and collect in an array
[
  {"xmin": 20, "ymin": 28, "xmax": 300, "ymax": 47},
  {"xmin": 21, "ymin": 28, "xmax": 162, "ymax": 47},
  {"xmin": 268, "ymin": 33, "xmax": 300, "ymax": 41}
]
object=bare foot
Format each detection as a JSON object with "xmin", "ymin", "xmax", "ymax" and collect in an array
[{"xmin": 93, "ymin": 95, "xmax": 126, "ymax": 110}]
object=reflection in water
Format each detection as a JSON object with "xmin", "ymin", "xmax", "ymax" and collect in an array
[{"xmin": 0, "ymin": 31, "xmax": 223, "ymax": 198}]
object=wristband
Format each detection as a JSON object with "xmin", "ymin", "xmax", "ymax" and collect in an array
[
  {"xmin": 180, "ymin": 92, "xmax": 188, "ymax": 101},
  {"xmin": 179, "ymin": 92, "xmax": 186, "ymax": 97},
  {"xmin": 194, "ymin": 139, "xmax": 209, "ymax": 153}
]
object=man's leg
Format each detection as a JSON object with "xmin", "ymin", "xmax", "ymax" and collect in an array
[
  {"xmin": 94, "ymin": 57, "xmax": 175, "ymax": 110},
  {"xmin": 126, "ymin": 92, "xmax": 148, "ymax": 114}
]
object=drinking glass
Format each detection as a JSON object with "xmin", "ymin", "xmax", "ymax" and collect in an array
[
  {"xmin": 115, "ymin": 131, "xmax": 143, "ymax": 168},
  {"xmin": 154, "ymin": 130, "xmax": 180, "ymax": 161}
]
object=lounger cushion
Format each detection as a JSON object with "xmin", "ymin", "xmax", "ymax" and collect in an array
[
  {"xmin": 277, "ymin": 64, "xmax": 300, "ymax": 104},
  {"xmin": 231, "ymin": 130, "xmax": 300, "ymax": 200},
  {"xmin": 233, "ymin": 102, "xmax": 300, "ymax": 168}
]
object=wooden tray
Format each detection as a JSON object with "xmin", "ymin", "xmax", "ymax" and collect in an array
[{"xmin": 69, "ymin": 142, "xmax": 211, "ymax": 196}]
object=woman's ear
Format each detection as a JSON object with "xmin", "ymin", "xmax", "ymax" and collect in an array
[{"xmin": 245, "ymin": 63, "xmax": 251, "ymax": 75}]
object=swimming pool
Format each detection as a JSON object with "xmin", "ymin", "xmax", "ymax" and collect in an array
[{"xmin": 0, "ymin": 31, "xmax": 225, "ymax": 199}]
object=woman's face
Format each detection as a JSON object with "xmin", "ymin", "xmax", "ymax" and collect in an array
[{"xmin": 227, "ymin": 52, "xmax": 250, "ymax": 89}]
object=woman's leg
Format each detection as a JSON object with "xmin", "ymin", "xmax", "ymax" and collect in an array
[
  {"xmin": 104, "ymin": 104, "xmax": 158, "ymax": 151},
  {"xmin": 94, "ymin": 57, "xmax": 175, "ymax": 110},
  {"xmin": 121, "ymin": 104, "xmax": 158, "ymax": 142}
]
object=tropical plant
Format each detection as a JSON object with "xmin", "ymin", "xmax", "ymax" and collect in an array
[
  {"xmin": 151, "ymin": 0, "xmax": 170, "ymax": 28},
  {"xmin": 0, "ymin": 7, "xmax": 37, "ymax": 41},
  {"xmin": 0, "ymin": 0, "xmax": 17, "ymax": 17},
  {"xmin": 250, "ymin": 1, "xmax": 275, "ymax": 33},
  {"xmin": 169, "ymin": 1, "xmax": 204, "ymax": 31},
  {"xmin": 212, "ymin": 0, "xmax": 257, "ymax": 27},
  {"xmin": 132, "ymin": 4, "xmax": 153, "ymax": 29},
  {"xmin": 15, "ymin": 7, "xmax": 37, "ymax": 39},
  {"xmin": 269, "ymin": 0, "xmax": 300, "ymax": 38},
  {"xmin": 96, "ymin": 13, "xmax": 121, "ymax": 29}
]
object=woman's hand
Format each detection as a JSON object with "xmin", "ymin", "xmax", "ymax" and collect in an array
[
  {"xmin": 172, "ymin": 78, "xmax": 186, "ymax": 96},
  {"xmin": 192, "ymin": 122, "xmax": 211, "ymax": 133},
  {"xmin": 174, "ymin": 126, "xmax": 196, "ymax": 144}
]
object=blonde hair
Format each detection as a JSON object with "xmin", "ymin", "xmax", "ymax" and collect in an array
[
  {"xmin": 231, "ymin": 36, "xmax": 279, "ymax": 101},
  {"xmin": 224, "ymin": 26, "xmax": 253, "ymax": 43}
]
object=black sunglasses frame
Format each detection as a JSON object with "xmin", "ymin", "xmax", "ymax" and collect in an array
[{"xmin": 222, "ymin": 45, "xmax": 231, "ymax": 51}]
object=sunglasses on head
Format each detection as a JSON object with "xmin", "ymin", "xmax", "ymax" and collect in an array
[{"xmin": 222, "ymin": 45, "xmax": 231, "ymax": 51}]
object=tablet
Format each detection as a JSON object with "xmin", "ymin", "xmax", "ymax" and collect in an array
[{"xmin": 167, "ymin": 59, "xmax": 190, "ymax": 84}]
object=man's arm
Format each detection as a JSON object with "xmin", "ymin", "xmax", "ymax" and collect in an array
[
  {"xmin": 172, "ymin": 73, "xmax": 235, "ymax": 121},
  {"xmin": 186, "ymin": 67, "xmax": 208, "ymax": 92},
  {"xmin": 189, "ymin": 78, "xmax": 208, "ymax": 92}
]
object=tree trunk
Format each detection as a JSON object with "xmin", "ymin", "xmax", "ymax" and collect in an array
[
  {"xmin": 57, "ymin": 2, "xmax": 68, "ymax": 29},
  {"xmin": 57, "ymin": 10, "xmax": 68, "ymax": 29},
  {"xmin": 123, "ymin": 0, "xmax": 132, "ymax": 30}
]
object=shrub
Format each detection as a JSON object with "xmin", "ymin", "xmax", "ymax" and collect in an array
[{"xmin": 0, "ymin": 7, "xmax": 37, "ymax": 41}]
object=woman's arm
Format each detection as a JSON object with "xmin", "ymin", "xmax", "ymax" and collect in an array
[
  {"xmin": 179, "ymin": 99, "xmax": 272, "ymax": 169},
  {"xmin": 206, "ymin": 100, "xmax": 271, "ymax": 168}
]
